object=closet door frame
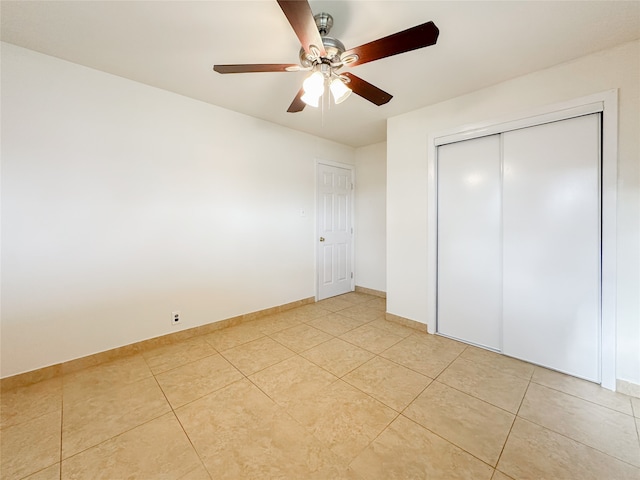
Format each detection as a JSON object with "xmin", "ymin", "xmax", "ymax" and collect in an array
[{"xmin": 426, "ymin": 90, "xmax": 618, "ymax": 390}]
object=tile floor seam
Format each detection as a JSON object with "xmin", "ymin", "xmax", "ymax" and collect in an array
[
  {"xmin": 404, "ymin": 377, "xmax": 519, "ymax": 468},
  {"xmin": 513, "ymin": 411, "xmax": 640, "ymax": 470},
  {"xmin": 297, "ymin": 353, "xmax": 339, "ymax": 378},
  {"xmin": 150, "ymin": 371, "xmax": 176, "ymax": 413},
  {"xmin": 453, "ymin": 353, "xmax": 534, "ymax": 384},
  {"xmin": 167, "ymin": 408, "xmax": 213, "ymax": 480},
  {"xmin": 242, "ymin": 358, "xmax": 319, "ymax": 408},
  {"xmin": 165, "ymin": 376, "xmax": 249, "ymax": 414},
  {"xmin": 142, "ymin": 349, "xmax": 220, "ymax": 377},
  {"xmin": 310, "ymin": 316, "xmax": 372, "ymax": 336},
  {"xmin": 0, "ymin": 407, "xmax": 59, "ymax": 432},
  {"xmin": 244, "ymin": 374, "xmax": 283, "ymax": 407},
  {"xmin": 345, "ymin": 410, "xmax": 402, "ymax": 469},
  {"xmin": 366, "ymin": 323, "xmax": 413, "ymax": 343},
  {"xmin": 427, "ymin": 378, "xmax": 524, "ymax": 418},
  {"xmin": 61, "ymin": 399, "xmax": 173, "ymax": 460},
  {"xmin": 339, "ymin": 368, "xmax": 407, "ymax": 415},
  {"xmin": 215, "ymin": 339, "xmax": 297, "ymax": 377},
  {"xmin": 377, "ymin": 353, "xmax": 438, "ymax": 380},
  {"xmin": 519, "ymin": 382, "xmax": 640, "ymax": 466},
  {"xmin": 493, "ymin": 378, "xmax": 531, "ymax": 472},
  {"xmin": 18, "ymin": 463, "xmax": 60, "ymax": 480},
  {"xmin": 430, "ymin": 343, "xmax": 469, "ymax": 383},
  {"xmin": 59, "ymin": 410, "xmax": 174, "ymax": 464},
  {"xmin": 397, "ymin": 413, "xmax": 499, "ymax": 471},
  {"xmin": 529, "ymin": 377, "xmax": 636, "ymax": 417},
  {"xmin": 335, "ymin": 363, "xmax": 368, "ymax": 380},
  {"xmin": 338, "ymin": 327, "xmax": 407, "ymax": 356},
  {"xmin": 513, "ymin": 376, "xmax": 532, "ymax": 417},
  {"xmin": 332, "ymin": 335, "xmax": 377, "ymax": 355},
  {"xmin": 242, "ymin": 371, "xmax": 366, "ymax": 467},
  {"xmin": 154, "ymin": 360, "xmax": 248, "ymax": 412},
  {"xmin": 59, "ymin": 382, "xmax": 65, "ymax": 470},
  {"xmin": 395, "ymin": 379, "xmax": 435, "ymax": 417},
  {"xmin": 202, "ymin": 334, "xmax": 265, "ymax": 354},
  {"xmin": 265, "ymin": 330, "xmax": 336, "ymax": 355}
]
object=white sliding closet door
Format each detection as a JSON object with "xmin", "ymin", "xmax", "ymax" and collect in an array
[
  {"xmin": 502, "ymin": 114, "xmax": 601, "ymax": 382},
  {"xmin": 437, "ymin": 135, "xmax": 502, "ymax": 350},
  {"xmin": 436, "ymin": 114, "xmax": 601, "ymax": 383}
]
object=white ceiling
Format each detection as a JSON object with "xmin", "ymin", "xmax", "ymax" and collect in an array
[{"xmin": 2, "ymin": 1, "xmax": 639, "ymax": 147}]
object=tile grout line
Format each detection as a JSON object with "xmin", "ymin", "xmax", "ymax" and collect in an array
[
  {"xmin": 345, "ymin": 408, "xmax": 403, "ymax": 470},
  {"xmin": 400, "ymin": 343, "xmax": 513, "ymax": 473},
  {"xmin": 308, "ymin": 328, "xmax": 454, "ymax": 468},
  {"xmin": 144, "ymin": 350, "xmax": 220, "ymax": 377},
  {"xmin": 515, "ymin": 413, "xmax": 640, "ymax": 471},
  {"xmin": 396, "ymin": 412, "xmax": 499, "ymax": 474},
  {"xmin": 511, "ymin": 377, "xmax": 640, "ymax": 471},
  {"xmin": 430, "ymin": 342, "xmax": 469, "ymax": 384},
  {"xmin": 58, "ymin": 358, "xmax": 178, "ymax": 460},
  {"xmin": 492, "ymin": 373, "xmax": 533, "ymax": 474},
  {"xmin": 528, "ymin": 376, "xmax": 637, "ymax": 417},
  {"xmin": 148, "ymin": 356, "xmax": 215, "ymax": 480},
  {"xmin": 59, "ymin": 373, "xmax": 65, "ymax": 476},
  {"xmin": 243, "ymin": 316, "xmax": 404, "ymax": 470},
  {"xmin": 167, "ymin": 408, "xmax": 212, "ymax": 479}
]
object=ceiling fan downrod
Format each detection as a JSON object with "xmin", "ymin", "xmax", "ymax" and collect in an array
[{"xmin": 314, "ymin": 12, "xmax": 333, "ymax": 36}]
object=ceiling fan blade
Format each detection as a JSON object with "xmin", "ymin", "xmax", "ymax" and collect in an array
[
  {"xmin": 342, "ymin": 21, "xmax": 439, "ymax": 67},
  {"xmin": 213, "ymin": 64, "xmax": 300, "ymax": 74},
  {"xmin": 287, "ymin": 87, "xmax": 306, "ymax": 113},
  {"xmin": 342, "ymin": 72, "xmax": 392, "ymax": 106},
  {"xmin": 277, "ymin": 0, "xmax": 326, "ymax": 56}
]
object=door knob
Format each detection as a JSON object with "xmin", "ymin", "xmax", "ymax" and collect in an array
[{"xmin": 319, "ymin": 237, "xmax": 325, "ymax": 242}]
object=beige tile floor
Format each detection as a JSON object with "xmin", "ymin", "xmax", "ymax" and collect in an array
[{"xmin": 2, "ymin": 292, "xmax": 640, "ymax": 479}]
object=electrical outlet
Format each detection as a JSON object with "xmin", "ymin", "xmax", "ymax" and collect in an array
[{"xmin": 172, "ymin": 311, "xmax": 181, "ymax": 325}]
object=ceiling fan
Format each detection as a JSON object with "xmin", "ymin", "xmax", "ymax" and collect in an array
[{"xmin": 213, "ymin": 0, "xmax": 439, "ymax": 112}]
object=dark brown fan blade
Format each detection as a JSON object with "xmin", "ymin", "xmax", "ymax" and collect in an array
[
  {"xmin": 213, "ymin": 64, "xmax": 300, "ymax": 74},
  {"xmin": 342, "ymin": 72, "xmax": 392, "ymax": 106},
  {"xmin": 277, "ymin": 0, "xmax": 326, "ymax": 56},
  {"xmin": 287, "ymin": 87, "xmax": 306, "ymax": 113},
  {"xmin": 342, "ymin": 21, "xmax": 439, "ymax": 67}
]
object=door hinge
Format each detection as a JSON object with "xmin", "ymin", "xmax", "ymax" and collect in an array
[{"xmin": 351, "ymin": 272, "xmax": 353, "ymax": 279}]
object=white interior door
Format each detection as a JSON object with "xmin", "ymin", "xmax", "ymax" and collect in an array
[
  {"xmin": 502, "ymin": 114, "xmax": 601, "ymax": 382},
  {"xmin": 437, "ymin": 135, "xmax": 502, "ymax": 350},
  {"xmin": 317, "ymin": 163, "xmax": 353, "ymax": 300}
]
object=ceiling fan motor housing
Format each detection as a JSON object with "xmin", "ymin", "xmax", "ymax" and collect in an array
[
  {"xmin": 299, "ymin": 13, "xmax": 345, "ymax": 67},
  {"xmin": 300, "ymin": 36, "xmax": 345, "ymax": 66}
]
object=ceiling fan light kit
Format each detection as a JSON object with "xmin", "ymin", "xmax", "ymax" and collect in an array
[
  {"xmin": 299, "ymin": 61, "xmax": 353, "ymax": 107},
  {"xmin": 213, "ymin": 0, "xmax": 439, "ymax": 113},
  {"xmin": 330, "ymin": 77, "xmax": 352, "ymax": 104}
]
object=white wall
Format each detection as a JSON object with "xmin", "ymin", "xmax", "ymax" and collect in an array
[
  {"xmin": 0, "ymin": 43, "xmax": 355, "ymax": 378},
  {"xmin": 354, "ymin": 142, "xmax": 386, "ymax": 293},
  {"xmin": 387, "ymin": 40, "xmax": 640, "ymax": 385}
]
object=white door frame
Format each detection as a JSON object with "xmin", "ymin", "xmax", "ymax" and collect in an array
[
  {"xmin": 315, "ymin": 159, "xmax": 355, "ymax": 300},
  {"xmin": 426, "ymin": 90, "xmax": 618, "ymax": 390}
]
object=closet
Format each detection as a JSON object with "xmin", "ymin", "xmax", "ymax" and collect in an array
[{"xmin": 436, "ymin": 113, "xmax": 601, "ymax": 383}]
